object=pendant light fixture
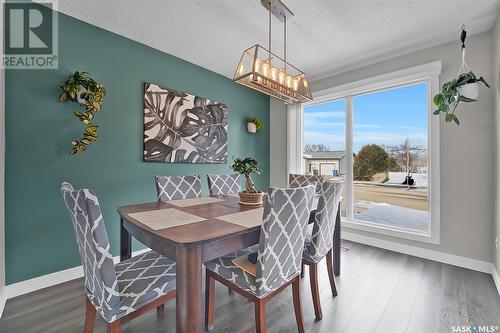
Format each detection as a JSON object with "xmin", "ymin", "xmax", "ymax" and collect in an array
[{"xmin": 233, "ymin": 0, "xmax": 312, "ymax": 104}]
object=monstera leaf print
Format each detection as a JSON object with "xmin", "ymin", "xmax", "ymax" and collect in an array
[{"xmin": 143, "ymin": 83, "xmax": 228, "ymax": 163}]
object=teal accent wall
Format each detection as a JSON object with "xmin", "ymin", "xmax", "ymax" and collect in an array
[{"xmin": 5, "ymin": 10, "xmax": 270, "ymax": 284}]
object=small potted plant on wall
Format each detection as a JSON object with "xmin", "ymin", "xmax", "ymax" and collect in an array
[
  {"xmin": 246, "ymin": 117, "xmax": 264, "ymax": 133},
  {"xmin": 230, "ymin": 156, "xmax": 264, "ymax": 205}
]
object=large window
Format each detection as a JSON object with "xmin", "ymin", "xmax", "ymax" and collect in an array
[
  {"xmin": 299, "ymin": 63, "xmax": 440, "ymax": 242},
  {"xmin": 352, "ymin": 83, "xmax": 429, "ymax": 234},
  {"xmin": 303, "ymin": 98, "xmax": 347, "ymax": 217}
]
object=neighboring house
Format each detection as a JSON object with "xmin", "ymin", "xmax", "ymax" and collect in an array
[{"xmin": 303, "ymin": 150, "xmax": 347, "ymax": 176}]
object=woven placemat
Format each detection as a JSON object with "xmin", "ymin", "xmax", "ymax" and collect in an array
[
  {"xmin": 215, "ymin": 208, "xmax": 264, "ymax": 228},
  {"xmin": 129, "ymin": 208, "xmax": 206, "ymax": 230},
  {"xmin": 167, "ymin": 196, "xmax": 225, "ymax": 207}
]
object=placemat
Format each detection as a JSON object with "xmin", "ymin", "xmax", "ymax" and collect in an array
[
  {"xmin": 129, "ymin": 208, "xmax": 206, "ymax": 230},
  {"xmin": 167, "ymin": 196, "xmax": 225, "ymax": 207},
  {"xmin": 215, "ymin": 208, "xmax": 264, "ymax": 228}
]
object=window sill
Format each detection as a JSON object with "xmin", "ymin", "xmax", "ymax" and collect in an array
[{"xmin": 341, "ymin": 218, "xmax": 440, "ymax": 245}]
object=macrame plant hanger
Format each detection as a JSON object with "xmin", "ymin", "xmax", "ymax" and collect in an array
[{"xmin": 456, "ymin": 25, "xmax": 471, "ymax": 77}]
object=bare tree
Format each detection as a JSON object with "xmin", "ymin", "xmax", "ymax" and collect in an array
[
  {"xmin": 304, "ymin": 143, "xmax": 330, "ymax": 152},
  {"xmin": 383, "ymin": 139, "xmax": 427, "ymax": 176}
]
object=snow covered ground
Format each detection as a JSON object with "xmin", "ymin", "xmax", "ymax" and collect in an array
[{"xmin": 354, "ymin": 201, "xmax": 429, "ymax": 233}]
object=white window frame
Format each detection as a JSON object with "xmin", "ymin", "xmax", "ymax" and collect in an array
[{"xmin": 288, "ymin": 61, "xmax": 441, "ymax": 244}]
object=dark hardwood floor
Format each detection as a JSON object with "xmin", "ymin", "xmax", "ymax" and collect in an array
[{"xmin": 1, "ymin": 240, "xmax": 499, "ymax": 333}]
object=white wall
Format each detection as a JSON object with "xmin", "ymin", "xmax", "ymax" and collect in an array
[
  {"xmin": 285, "ymin": 31, "xmax": 496, "ymax": 263},
  {"xmin": 269, "ymin": 97, "xmax": 288, "ymax": 187},
  {"xmin": 493, "ymin": 14, "xmax": 500, "ymax": 274}
]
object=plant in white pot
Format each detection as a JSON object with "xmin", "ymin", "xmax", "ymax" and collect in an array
[
  {"xmin": 246, "ymin": 117, "xmax": 264, "ymax": 133},
  {"xmin": 433, "ymin": 25, "xmax": 490, "ymax": 125},
  {"xmin": 230, "ymin": 156, "xmax": 264, "ymax": 205}
]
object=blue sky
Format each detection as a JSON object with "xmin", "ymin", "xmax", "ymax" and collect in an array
[{"xmin": 304, "ymin": 82, "xmax": 428, "ymax": 153}]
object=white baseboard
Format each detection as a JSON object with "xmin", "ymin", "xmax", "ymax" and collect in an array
[
  {"xmin": 4, "ymin": 248, "xmax": 150, "ymax": 301},
  {"xmin": 0, "ymin": 288, "xmax": 6, "ymax": 319},
  {"xmin": 343, "ymin": 231, "xmax": 493, "ymax": 274},
  {"xmin": 492, "ymin": 265, "xmax": 500, "ymax": 296}
]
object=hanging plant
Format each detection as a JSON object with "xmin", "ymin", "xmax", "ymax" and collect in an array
[
  {"xmin": 59, "ymin": 71, "xmax": 106, "ymax": 155},
  {"xmin": 433, "ymin": 25, "xmax": 490, "ymax": 125}
]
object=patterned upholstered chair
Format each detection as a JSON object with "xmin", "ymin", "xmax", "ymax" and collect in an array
[
  {"xmin": 154, "ymin": 175, "xmax": 201, "ymax": 201},
  {"xmin": 61, "ymin": 182, "xmax": 176, "ymax": 333},
  {"xmin": 205, "ymin": 185, "xmax": 316, "ymax": 333},
  {"xmin": 207, "ymin": 173, "xmax": 242, "ymax": 196},
  {"xmin": 302, "ymin": 181, "xmax": 343, "ymax": 321},
  {"xmin": 289, "ymin": 173, "xmax": 327, "ymax": 194}
]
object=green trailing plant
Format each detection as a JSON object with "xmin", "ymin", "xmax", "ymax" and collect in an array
[
  {"xmin": 59, "ymin": 71, "xmax": 106, "ymax": 155},
  {"xmin": 433, "ymin": 71, "xmax": 490, "ymax": 125},
  {"xmin": 246, "ymin": 117, "xmax": 264, "ymax": 132},
  {"xmin": 230, "ymin": 156, "xmax": 261, "ymax": 193}
]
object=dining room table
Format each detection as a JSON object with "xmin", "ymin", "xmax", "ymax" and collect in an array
[{"xmin": 118, "ymin": 193, "xmax": 341, "ymax": 333}]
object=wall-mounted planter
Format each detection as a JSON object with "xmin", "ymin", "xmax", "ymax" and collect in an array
[
  {"xmin": 247, "ymin": 122, "xmax": 257, "ymax": 133},
  {"xmin": 246, "ymin": 117, "xmax": 263, "ymax": 134}
]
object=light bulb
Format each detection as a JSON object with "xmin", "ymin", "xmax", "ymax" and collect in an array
[
  {"xmin": 238, "ymin": 64, "xmax": 245, "ymax": 76},
  {"xmin": 293, "ymin": 78, "xmax": 299, "ymax": 91},
  {"xmin": 303, "ymin": 79, "xmax": 308, "ymax": 88},
  {"xmin": 278, "ymin": 71, "xmax": 285, "ymax": 85},
  {"xmin": 254, "ymin": 58, "xmax": 261, "ymax": 73},
  {"xmin": 262, "ymin": 63, "xmax": 269, "ymax": 78},
  {"xmin": 286, "ymin": 76, "xmax": 292, "ymax": 88},
  {"xmin": 271, "ymin": 67, "xmax": 278, "ymax": 81}
]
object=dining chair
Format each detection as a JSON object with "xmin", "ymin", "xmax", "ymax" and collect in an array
[
  {"xmin": 207, "ymin": 173, "xmax": 241, "ymax": 196},
  {"xmin": 289, "ymin": 173, "xmax": 327, "ymax": 194},
  {"xmin": 61, "ymin": 182, "xmax": 176, "ymax": 333},
  {"xmin": 154, "ymin": 175, "xmax": 201, "ymax": 201},
  {"xmin": 302, "ymin": 181, "xmax": 343, "ymax": 321},
  {"xmin": 205, "ymin": 185, "xmax": 316, "ymax": 333}
]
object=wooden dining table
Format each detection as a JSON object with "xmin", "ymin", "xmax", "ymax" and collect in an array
[{"xmin": 118, "ymin": 194, "xmax": 341, "ymax": 333}]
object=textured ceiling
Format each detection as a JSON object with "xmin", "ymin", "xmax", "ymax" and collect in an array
[{"xmin": 56, "ymin": 0, "xmax": 500, "ymax": 81}]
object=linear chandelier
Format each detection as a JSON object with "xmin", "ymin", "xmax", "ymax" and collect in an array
[{"xmin": 233, "ymin": 0, "xmax": 312, "ymax": 104}]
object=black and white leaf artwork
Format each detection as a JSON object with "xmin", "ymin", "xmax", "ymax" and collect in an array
[{"xmin": 143, "ymin": 83, "xmax": 228, "ymax": 163}]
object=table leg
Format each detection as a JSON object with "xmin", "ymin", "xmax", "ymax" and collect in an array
[
  {"xmin": 176, "ymin": 245, "xmax": 202, "ymax": 333},
  {"xmin": 120, "ymin": 218, "xmax": 132, "ymax": 261},
  {"xmin": 333, "ymin": 203, "xmax": 341, "ymax": 276}
]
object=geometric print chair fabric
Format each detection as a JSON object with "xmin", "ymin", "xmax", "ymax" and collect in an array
[
  {"xmin": 207, "ymin": 173, "xmax": 242, "ymax": 196},
  {"xmin": 154, "ymin": 175, "xmax": 202, "ymax": 201},
  {"xmin": 60, "ymin": 182, "xmax": 176, "ymax": 326},
  {"xmin": 303, "ymin": 181, "xmax": 344, "ymax": 263},
  {"xmin": 205, "ymin": 185, "xmax": 316, "ymax": 298},
  {"xmin": 289, "ymin": 173, "xmax": 327, "ymax": 194}
]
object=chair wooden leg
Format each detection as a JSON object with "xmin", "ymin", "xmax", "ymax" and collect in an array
[
  {"xmin": 107, "ymin": 321, "xmax": 121, "ymax": 333},
  {"xmin": 84, "ymin": 297, "xmax": 96, "ymax": 333},
  {"xmin": 228, "ymin": 287, "xmax": 233, "ymax": 294},
  {"xmin": 300, "ymin": 262, "xmax": 305, "ymax": 278},
  {"xmin": 326, "ymin": 249, "xmax": 338, "ymax": 297},
  {"xmin": 255, "ymin": 299, "xmax": 267, "ymax": 333},
  {"xmin": 205, "ymin": 271, "xmax": 215, "ymax": 331},
  {"xmin": 156, "ymin": 304, "xmax": 165, "ymax": 316},
  {"xmin": 292, "ymin": 277, "xmax": 305, "ymax": 333},
  {"xmin": 309, "ymin": 262, "xmax": 323, "ymax": 321}
]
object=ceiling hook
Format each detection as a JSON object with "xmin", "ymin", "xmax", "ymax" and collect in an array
[{"xmin": 460, "ymin": 24, "xmax": 467, "ymax": 49}]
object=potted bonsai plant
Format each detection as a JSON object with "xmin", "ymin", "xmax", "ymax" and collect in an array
[
  {"xmin": 230, "ymin": 156, "xmax": 264, "ymax": 205},
  {"xmin": 246, "ymin": 117, "xmax": 264, "ymax": 133}
]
